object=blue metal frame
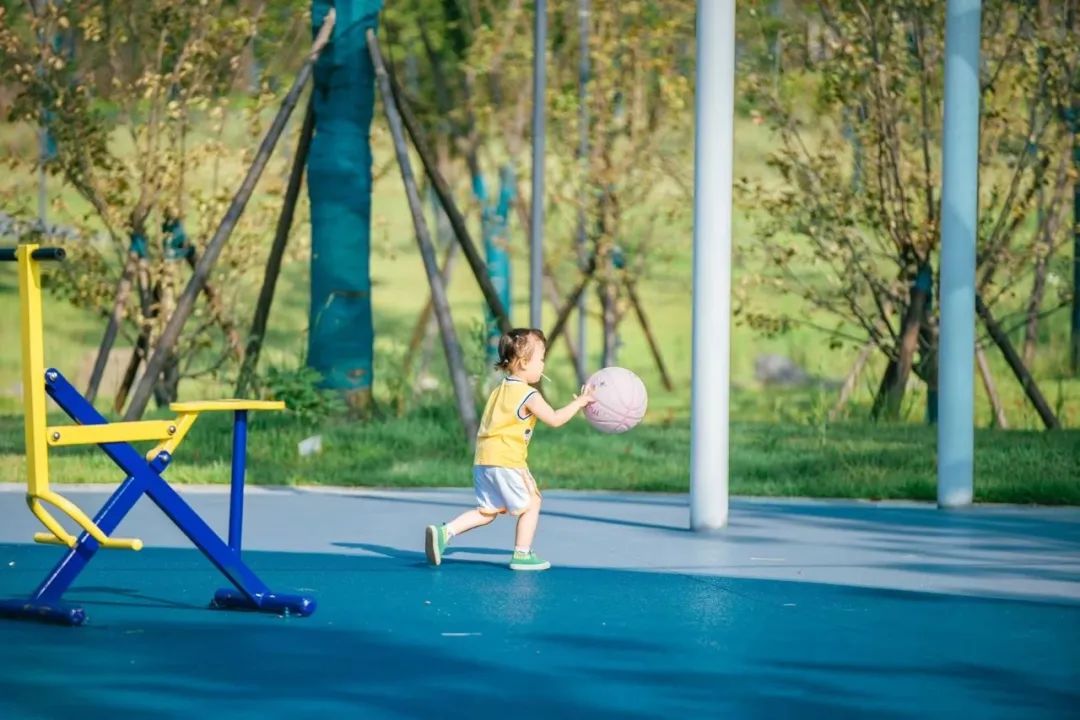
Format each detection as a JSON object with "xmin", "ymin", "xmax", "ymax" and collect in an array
[
  {"xmin": 0, "ymin": 369, "xmax": 315, "ymax": 626},
  {"xmin": 474, "ymin": 167, "xmax": 515, "ymax": 365},
  {"xmin": 229, "ymin": 410, "xmax": 248, "ymax": 551}
]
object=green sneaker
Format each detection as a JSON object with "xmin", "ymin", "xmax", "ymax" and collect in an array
[
  {"xmin": 425, "ymin": 524, "xmax": 449, "ymax": 566},
  {"xmin": 509, "ymin": 551, "xmax": 551, "ymax": 571}
]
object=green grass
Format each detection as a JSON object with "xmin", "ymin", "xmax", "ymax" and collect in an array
[{"xmin": 1, "ymin": 404, "xmax": 1076, "ymax": 504}]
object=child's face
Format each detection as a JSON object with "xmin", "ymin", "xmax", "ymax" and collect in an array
[{"xmin": 514, "ymin": 339, "xmax": 546, "ymax": 384}]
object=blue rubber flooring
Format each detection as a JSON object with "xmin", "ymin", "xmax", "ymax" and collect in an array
[
  {"xmin": 1, "ymin": 486, "xmax": 1078, "ymax": 718},
  {"xmin": 1, "ymin": 541, "xmax": 1077, "ymax": 719}
]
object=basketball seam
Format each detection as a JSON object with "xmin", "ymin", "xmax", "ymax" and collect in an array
[{"xmin": 588, "ymin": 398, "xmax": 642, "ymax": 430}]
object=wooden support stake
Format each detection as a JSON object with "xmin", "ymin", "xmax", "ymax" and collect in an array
[
  {"xmin": 404, "ymin": 237, "xmax": 458, "ymax": 385},
  {"xmin": 976, "ymin": 293, "xmax": 1060, "ymax": 430},
  {"xmin": 184, "ymin": 251, "xmax": 243, "ymax": 361},
  {"xmin": 385, "ymin": 65, "xmax": 511, "ymax": 334},
  {"xmin": 546, "ymin": 259, "xmax": 597, "ymax": 350},
  {"xmin": 975, "ymin": 344, "xmax": 1008, "ymax": 429},
  {"xmin": 623, "ymin": 276, "xmax": 674, "ymax": 391},
  {"xmin": 543, "ymin": 265, "xmax": 586, "ymax": 386},
  {"xmin": 236, "ymin": 99, "xmax": 316, "ymax": 397},
  {"xmin": 369, "ymin": 29, "xmax": 478, "ymax": 445},
  {"xmin": 830, "ymin": 342, "xmax": 875, "ymax": 421}
]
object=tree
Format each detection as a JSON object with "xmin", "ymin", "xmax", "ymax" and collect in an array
[
  {"xmin": 0, "ymin": 0, "xmax": 295, "ymax": 406},
  {"xmin": 383, "ymin": 0, "xmax": 695, "ymax": 383},
  {"xmin": 740, "ymin": 0, "xmax": 1075, "ymax": 422}
]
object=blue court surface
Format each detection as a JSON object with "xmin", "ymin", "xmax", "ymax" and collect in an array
[{"xmin": 1, "ymin": 484, "xmax": 1077, "ymax": 719}]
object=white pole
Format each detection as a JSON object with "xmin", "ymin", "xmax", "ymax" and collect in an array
[
  {"xmin": 530, "ymin": 0, "xmax": 547, "ymax": 329},
  {"xmin": 575, "ymin": 0, "xmax": 590, "ymax": 378},
  {"xmin": 689, "ymin": 0, "xmax": 734, "ymax": 531},
  {"xmin": 938, "ymin": 0, "xmax": 981, "ymax": 507}
]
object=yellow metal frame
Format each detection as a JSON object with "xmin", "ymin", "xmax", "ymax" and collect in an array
[
  {"xmin": 46, "ymin": 420, "xmax": 182, "ymax": 447},
  {"xmin": 147, "ymin": 411, "xmax": 199, "ymax": 461},
  {"xmin": 170, "ymin": 400, "xmax": 285, "ymax": 412},
  {"xmin": 13, "ymin": 245, "xmax": 284, "ymax": 552}
]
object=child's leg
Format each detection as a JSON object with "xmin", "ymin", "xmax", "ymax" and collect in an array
[
  {"xmin": 446, "ymin": 509, "xmax": 496, "ymax": 537},
  {"xmin": 509, "ymin": 494, "xmax": 549, "ymax": 570},
  {"xmin": 513, "ymin": 494, "xmax": 541, "ymax": 550},
  {"xmin": 426, "ymin": 508, "xmax": 496, "ymax": 566}
]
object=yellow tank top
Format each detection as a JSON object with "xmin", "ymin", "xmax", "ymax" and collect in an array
[{"xmin": 473, "ymin": 377, "xmax": 538, "ymax": 468}]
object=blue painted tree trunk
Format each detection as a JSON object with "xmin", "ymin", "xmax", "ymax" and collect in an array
[
  {"xmin": 473, "ymin": 166, "xmax": 515, "ymax": 364},
  {"xmin": 307, "ymin": 0, "xmax": 383, "ymax": 403}
]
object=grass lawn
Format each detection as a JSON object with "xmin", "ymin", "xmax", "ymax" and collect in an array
[{"xmin": 0, "ymin": 403, "xmax": 1077, "ymax": 504}]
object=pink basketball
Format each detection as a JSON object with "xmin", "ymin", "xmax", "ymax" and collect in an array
[{"xmin": 583, "ymin": 366, "xmax": 648, "ymax": 434}]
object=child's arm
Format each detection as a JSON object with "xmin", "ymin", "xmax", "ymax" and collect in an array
[{"xmin": 524, "ymin": 385, "xmax": 595, "ymax": 428}]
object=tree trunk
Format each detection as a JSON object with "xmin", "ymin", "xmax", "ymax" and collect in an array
[
  {"xmin": 918, "ymin": 320, "xmax": 939, "ymax": 424},
  {"xmin": 1022, "ymin": 191, "xmax": 1051, "ymax": 369},
  {"xmin": 600, "ymin": 276, "xmax": 618, "ymax": 368},
  {"xmin": 153, "ymin": 351, "xmax": 181, "ymax": 408},
  {"xmin": 113, "ymin": 259, "xmax": 155, "ymax": 413},
  {"xmin": 873, "ymin": 270, "xmax": 930, "ymax": 420},
  {"xmin": 114, "ymin": 331, "xmax": 147, "ymax": 414},
  {"xmin": 153, "ymin": 257, "xmax": 179, "ymax": 407},
  {"xmin": 85, "ymin": 251, "xmax": 139, "ymax": 403},
  {"xmin": 1067, "ymin": 2, "xmax": 1079, "ymax": 373},
  {"xmin": 1023, "ymin": 46, "xmax": 1053, "ymax": 370},
  {"xmin": 1071, "ymin": 108, "xmax": 1080, "ymax": 375}
]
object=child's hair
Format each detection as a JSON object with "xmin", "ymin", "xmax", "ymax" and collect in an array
[{"xmin": 495, "ymin": 328, "xmax": 547, "ymax": 371}]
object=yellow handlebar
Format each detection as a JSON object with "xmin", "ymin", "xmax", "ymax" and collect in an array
[
  {"xmin": 28, "ymin": 492, "xmax": 143, "ymax": 551},
  {"xmin": 13, "ymin": 244, "xmax": 142, "ymax": 552}
]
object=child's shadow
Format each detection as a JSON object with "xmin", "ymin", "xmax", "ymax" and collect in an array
[{"xmin": 332, "ymin": 542, "xmax": 506, "ymax": 568}]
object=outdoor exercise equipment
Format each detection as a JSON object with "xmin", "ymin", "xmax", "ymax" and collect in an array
[{"xmin": 0, "ymin": 244, "xmax": 314, "ymax": 626}]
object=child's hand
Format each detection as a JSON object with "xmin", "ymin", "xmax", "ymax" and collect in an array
[{"xmin": 575, "ymin": 384, "xmax": 597, "ymax": 408}]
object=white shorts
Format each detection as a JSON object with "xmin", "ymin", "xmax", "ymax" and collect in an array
[{"xmin": 473, "ymin": 465, "xmax": 539, "ymax": 517}]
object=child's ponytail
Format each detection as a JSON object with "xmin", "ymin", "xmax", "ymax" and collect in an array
[{"xmin": 495, "ymin": 328, "xmax": 547, "ymax": 371}]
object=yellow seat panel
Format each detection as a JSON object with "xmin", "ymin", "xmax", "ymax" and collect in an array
[{"xmin": 169, "ymin": 399, "xmax": 286, "ymax": 413}]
